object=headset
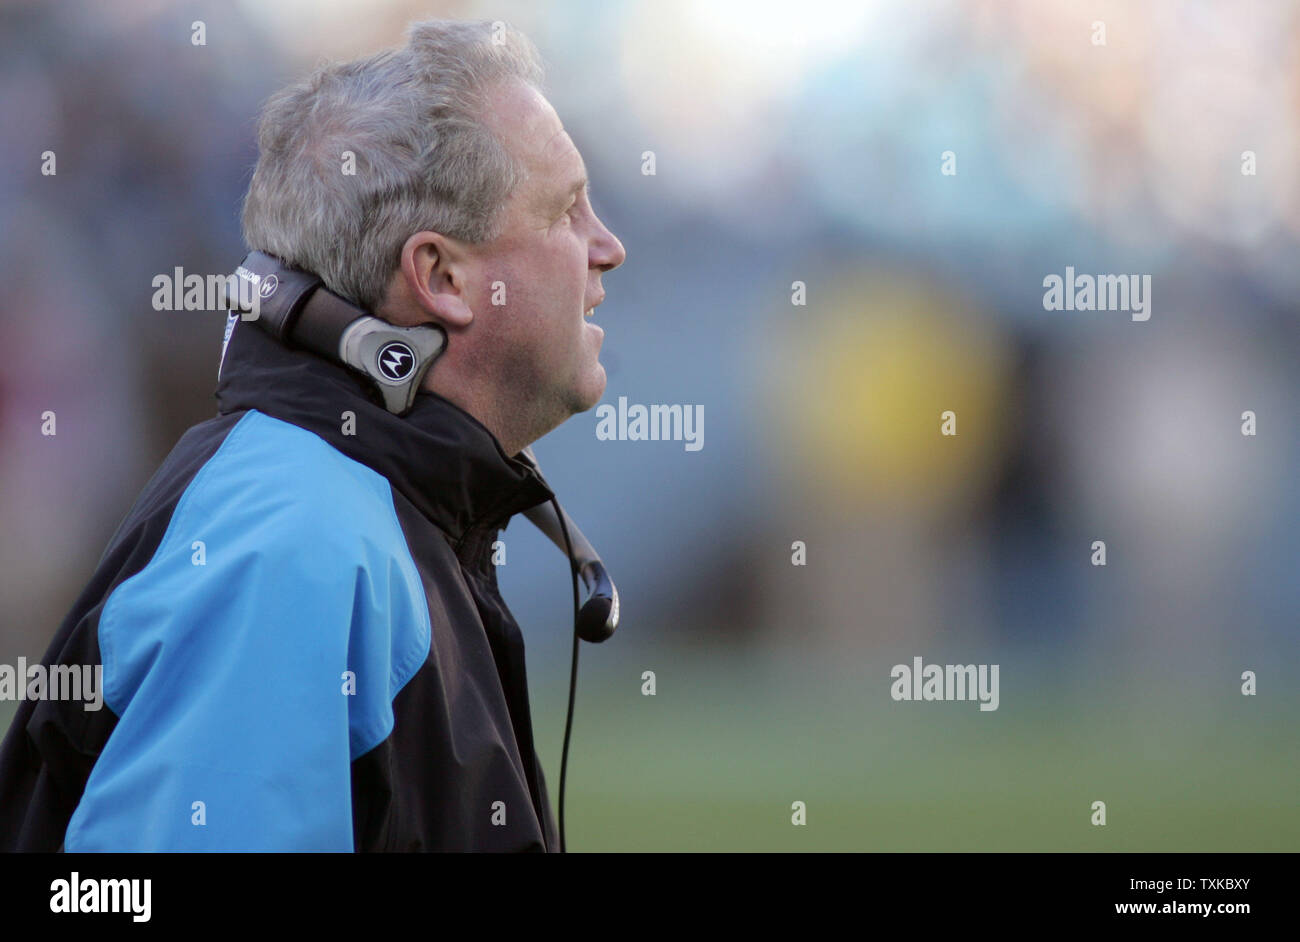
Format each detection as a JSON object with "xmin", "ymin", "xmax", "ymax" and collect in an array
[{"xmin": 224, "ymin": 250, "xmax": 618, "ymax": 851}]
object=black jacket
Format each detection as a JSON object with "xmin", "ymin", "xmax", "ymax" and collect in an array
[{"xmin": 0, "ymin": 316, "xmax": 560, "ymax": 851}]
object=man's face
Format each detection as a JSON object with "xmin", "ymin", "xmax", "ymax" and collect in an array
[{"xmin": 462, "ymin": 80, "xmax": 626, "ymax": 423}]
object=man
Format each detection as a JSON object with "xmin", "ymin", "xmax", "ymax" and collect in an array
[{"xmin": 0, "ymin": 18, "xmax": 625, "ymax": 851}]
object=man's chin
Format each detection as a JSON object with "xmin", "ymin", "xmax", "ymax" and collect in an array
[{"xmin": 569, "ymin": 365, "xmax": 607, "ymax": 415}]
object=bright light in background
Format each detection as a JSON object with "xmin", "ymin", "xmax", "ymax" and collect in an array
[
  {"xmin": 682, "ymin": 0, "xmax": 881, "ymax": 88},
  {"xmin": 618, "ymin": 0, "xmax": 881, "ymax": 202}
]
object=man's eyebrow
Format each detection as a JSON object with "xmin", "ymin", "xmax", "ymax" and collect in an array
[
  {"xmin": 564, "ymin": 176, "xmax": 589, "ymax": 202},
  {"xmin": 544, "ymin": 173, "xmax": 589, "ymax": 213}
]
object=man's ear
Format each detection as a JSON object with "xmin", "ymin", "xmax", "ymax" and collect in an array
[{"xmin": 389, "ymin": 230, "xmax": 474, "ymax": 329}]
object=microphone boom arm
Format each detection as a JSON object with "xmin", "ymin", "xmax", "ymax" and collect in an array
[{"xmin": 520, "ymin": 448, "xmax": 619, "ymax": 643}]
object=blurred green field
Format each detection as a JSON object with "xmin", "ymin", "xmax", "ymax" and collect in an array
[
  {"xmin": 531, "ymin": 648, "xmax": 1300, "ymax": 852},
  {"xmin": 3, "ymin": 647, "xmax": 1294, "ymax": 852}
]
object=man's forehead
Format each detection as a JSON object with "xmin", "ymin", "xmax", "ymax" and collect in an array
[
  {"xmin": 523, "ymin": 110, "xmax": 585, "ymax": 190},
  {"xmin": 485, "ymin": 81, "xmax": 584, "ymax": 192},
  {"xmin": 540, "ymin": 125, "xmax": 580, "ymax": 169},
  {"xmin": 486, "ymin": 83, "xmax": 563, "ymax": 161}
]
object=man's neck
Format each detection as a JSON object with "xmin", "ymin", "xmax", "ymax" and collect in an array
[{"xmin": 424, "ymin": 381, "xmax": 550, "ymax": 459}]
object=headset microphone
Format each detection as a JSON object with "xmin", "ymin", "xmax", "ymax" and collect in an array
[{"xmin": 518, "ymin": 452, "xmax": 619, "ymax": 644}]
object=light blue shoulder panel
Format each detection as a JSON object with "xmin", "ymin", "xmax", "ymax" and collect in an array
[{"xmin": 64, "ymin": 410, "xmax": 431, "ymax": 851}]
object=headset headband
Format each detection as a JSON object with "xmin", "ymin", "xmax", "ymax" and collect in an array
[{"xmin": 225, "ymin": 251, "xmax": 446, "ymax": 415}]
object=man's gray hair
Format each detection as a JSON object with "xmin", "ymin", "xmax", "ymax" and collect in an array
[{"xmin": 241, "ymin": 19, "xmax": 545, "ymax": 312}]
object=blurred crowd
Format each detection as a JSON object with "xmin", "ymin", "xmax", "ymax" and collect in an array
[{"xmin": 2, "ymin": 0, "xmax": 1295, "ymax": 672}]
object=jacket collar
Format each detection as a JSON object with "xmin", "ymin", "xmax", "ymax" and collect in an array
[{"xmin": 214, "ymin": 317, "xmax": 554, "ymax": 542}]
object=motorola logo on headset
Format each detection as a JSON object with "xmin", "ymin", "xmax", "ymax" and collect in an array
[{"xmin": 376, "ymin": 341, "xmax": 417, "ymax": 381}]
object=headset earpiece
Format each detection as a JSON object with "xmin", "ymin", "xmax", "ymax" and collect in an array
[{"xmin": 226, "ymin": 251, "xmax": 445, "ymax": 416}]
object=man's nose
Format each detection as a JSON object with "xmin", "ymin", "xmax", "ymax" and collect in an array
[{"xmin": 591, "ymin": 218, "xmax": 626, "ymax": 273}]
